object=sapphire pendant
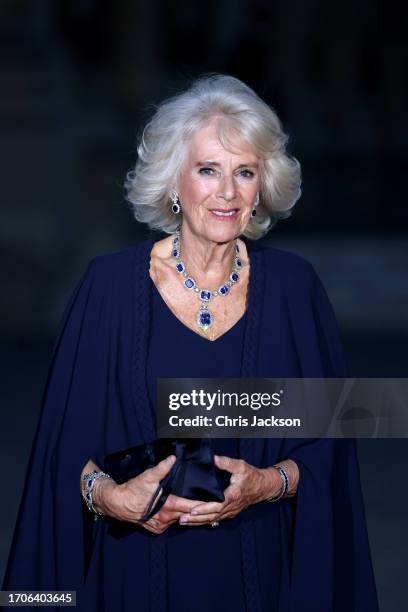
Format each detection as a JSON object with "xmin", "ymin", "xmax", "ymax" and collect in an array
[{"xmin": 196, "ymin": 304, "xmax": 213, "ymax": 331}]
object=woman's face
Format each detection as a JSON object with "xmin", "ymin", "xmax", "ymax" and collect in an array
[{"xmin": 175, "ymin": 120, "xmax": 260, "ymax": 244}]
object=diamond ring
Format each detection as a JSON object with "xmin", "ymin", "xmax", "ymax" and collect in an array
[{"xmin": 210, "ymin": 521, "xmax": 220, "ymax": 528}]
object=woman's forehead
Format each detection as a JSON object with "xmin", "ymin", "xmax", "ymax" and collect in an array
[{"xmin": 187, "ymin": 122, "xmax": 259, "ymax": 163}]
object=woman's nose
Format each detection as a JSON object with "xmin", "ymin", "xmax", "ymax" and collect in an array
[{"xmin": 219, "ymin": 174, "xmax": 237, "ymax": 201}]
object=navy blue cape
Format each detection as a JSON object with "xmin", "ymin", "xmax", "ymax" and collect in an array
[{"xmin": 2, "ymin": 238, "xmax": 379, "ymax": 611}]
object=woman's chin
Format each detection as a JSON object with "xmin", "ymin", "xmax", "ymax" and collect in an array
[{"xmin": 200, "ymin": 220, "xmax": 245, "ymax": 244}]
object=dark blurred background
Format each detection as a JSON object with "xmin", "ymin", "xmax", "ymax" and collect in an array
[{"xmin": 0, "ymin": 1, "xmax": 407, "ymax": 609}]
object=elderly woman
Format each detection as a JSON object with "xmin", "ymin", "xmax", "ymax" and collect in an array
[{"xmin": 2, "ymin": 75, "xmax": 378, "ymax": 612}]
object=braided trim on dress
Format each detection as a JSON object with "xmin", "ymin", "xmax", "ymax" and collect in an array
[{"xmin": 239, "ymin": 242, "xmax": 265, "ymax": 612}]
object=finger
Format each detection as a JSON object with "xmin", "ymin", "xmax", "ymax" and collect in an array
[
  {"xmin": 189, "ymin": 501, "xmax": 225, "ymax": 516},
  {"xmin": 188, "ymin": 483, "xmax": 240, "ymax": 516},
  {"xmin": 143, "ymin": 524, "xmax": 159, "ymax": 534},
  {"xmin": 138, "ymin": 520, "xmax": 161, "ymax": 535},
  {"xmin": 144, "ymin": 514, "xmax": 170, "ymax": 533},
  {"xmin": 214, "ymin": 455, "xmax": 245, "ymax": 474},
  {"xmin": 181, "ymin": 504, "xmax": 242, "ymax": 525},
  {"xmin": 147, "ymin": 455, "xmax": 176, "ymax": 480},
  {"xmin": 165, "ymin": 494, "xmax": 207, "ymax": 513},
  {"xmin": 146, "ymin": 517, "xmax": 162, "ymax": 530},
  {"xmin": 179, "ymin": 513, "xmax": 220, "ymax": 526}
]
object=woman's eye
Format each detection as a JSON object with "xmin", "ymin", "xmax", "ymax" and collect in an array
[
  {"xmin": 199, "ymin": 167, "xmax": 215, "ymax": 176},
  {"xmin": 239, "ymin": 169, "xmax": 255, "ymax": 178}
]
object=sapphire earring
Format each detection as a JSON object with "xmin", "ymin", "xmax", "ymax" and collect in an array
[
  {"xmin": 251, "ymin": 192, "xmax": 259, "ymax": 217},
  {"xmin": 170, "ymin": 191, "xmax": 181, "ymax": 214}
]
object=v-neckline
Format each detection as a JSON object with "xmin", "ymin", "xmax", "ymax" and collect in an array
[
  {"xmin": 150, "ymin": 279, "xmax": 248, "ymax": 343},
  {"xmin": 148, "ymin": 238, "xmax": 252, "ymax": 343}
]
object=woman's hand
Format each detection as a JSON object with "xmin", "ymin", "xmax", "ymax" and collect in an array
[
  {"xmin": 92, "ymin": 455, "xmax": 203, "ymax": 534},
  {"xmin": 140, "ymin": 493, "xmax": 205, "ymax": 534},
  {"xmin": 177, "ymin": 455, "xmax": 292, "ymax": 527}
]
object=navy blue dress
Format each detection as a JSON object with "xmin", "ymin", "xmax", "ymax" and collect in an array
[
  {"xmin": 1, "ymin": 239, "xmax": 379, "ymax": 612},
  {"xmin": 146, "ymin": 281, "xmax": 278, "ymax": 612}
]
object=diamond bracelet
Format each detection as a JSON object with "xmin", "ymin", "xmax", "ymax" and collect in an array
[
  {"xmin": 81, "ymin": 470, "xmax": 112, "ymax": 520},
  {"xmin": 266, "ymin": 465, "xmax": 289, "ymax": 502}
]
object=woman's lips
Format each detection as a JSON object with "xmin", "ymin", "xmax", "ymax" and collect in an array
[{"xmin": 209, "ymin": 209, "xmax": 239, "ymax": 220}]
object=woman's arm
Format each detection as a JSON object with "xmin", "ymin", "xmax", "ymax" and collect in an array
[{"xmin": 79, "ymin": 457, "xmax": 204, "ymax": 534}]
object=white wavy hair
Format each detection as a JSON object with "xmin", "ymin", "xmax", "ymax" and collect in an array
[{"xmin": 125, "ymin": 74, "xmax": 301, "ymax": 239}]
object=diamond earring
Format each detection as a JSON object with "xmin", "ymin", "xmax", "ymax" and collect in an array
[{"xmin": 170, "ymin": 190, "xmax": 181, "ymax": 214}]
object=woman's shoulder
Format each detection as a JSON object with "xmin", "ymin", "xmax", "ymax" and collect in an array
[
  {"xmin": 76, "ymin": 240, "xmax": 152, "ymax": 305},
  {"xmin": 247, "ymin": 239, "xmax": 317, "ymax": 286},
  {"xmin": 87, "ymin": 239, "xmax": 151, "ymax": 275}
]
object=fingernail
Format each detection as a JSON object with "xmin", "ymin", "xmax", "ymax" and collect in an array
[
  {"xmin": 179, "ymin": 517, "xmax": 189, "ymax": 524},
  {"xmin": 190, "ymin": 509, "xmax": 198, "ymax": 515}
]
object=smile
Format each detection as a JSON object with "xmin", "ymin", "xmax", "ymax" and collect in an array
[{"xmin": 209, "ymin": 209, "xmax": 239, "ymax": 219}]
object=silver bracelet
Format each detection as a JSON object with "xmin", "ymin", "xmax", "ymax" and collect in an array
[
  {"xmin": 81, "ymin": 470, "xmax": 112, "ymax": 520},
  {"xmin": 266, "ymin": 465, "xmax": 289, "ymax": 502}
]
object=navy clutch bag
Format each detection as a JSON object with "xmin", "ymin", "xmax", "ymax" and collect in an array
[{"xmin": 104, "ymin": 437, "xmax": 231, "ymax": 521}]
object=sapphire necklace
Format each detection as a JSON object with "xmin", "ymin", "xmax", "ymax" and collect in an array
[{"xmin": 171, "ymin": 228, "xmax": 243, "ymax": 331}]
